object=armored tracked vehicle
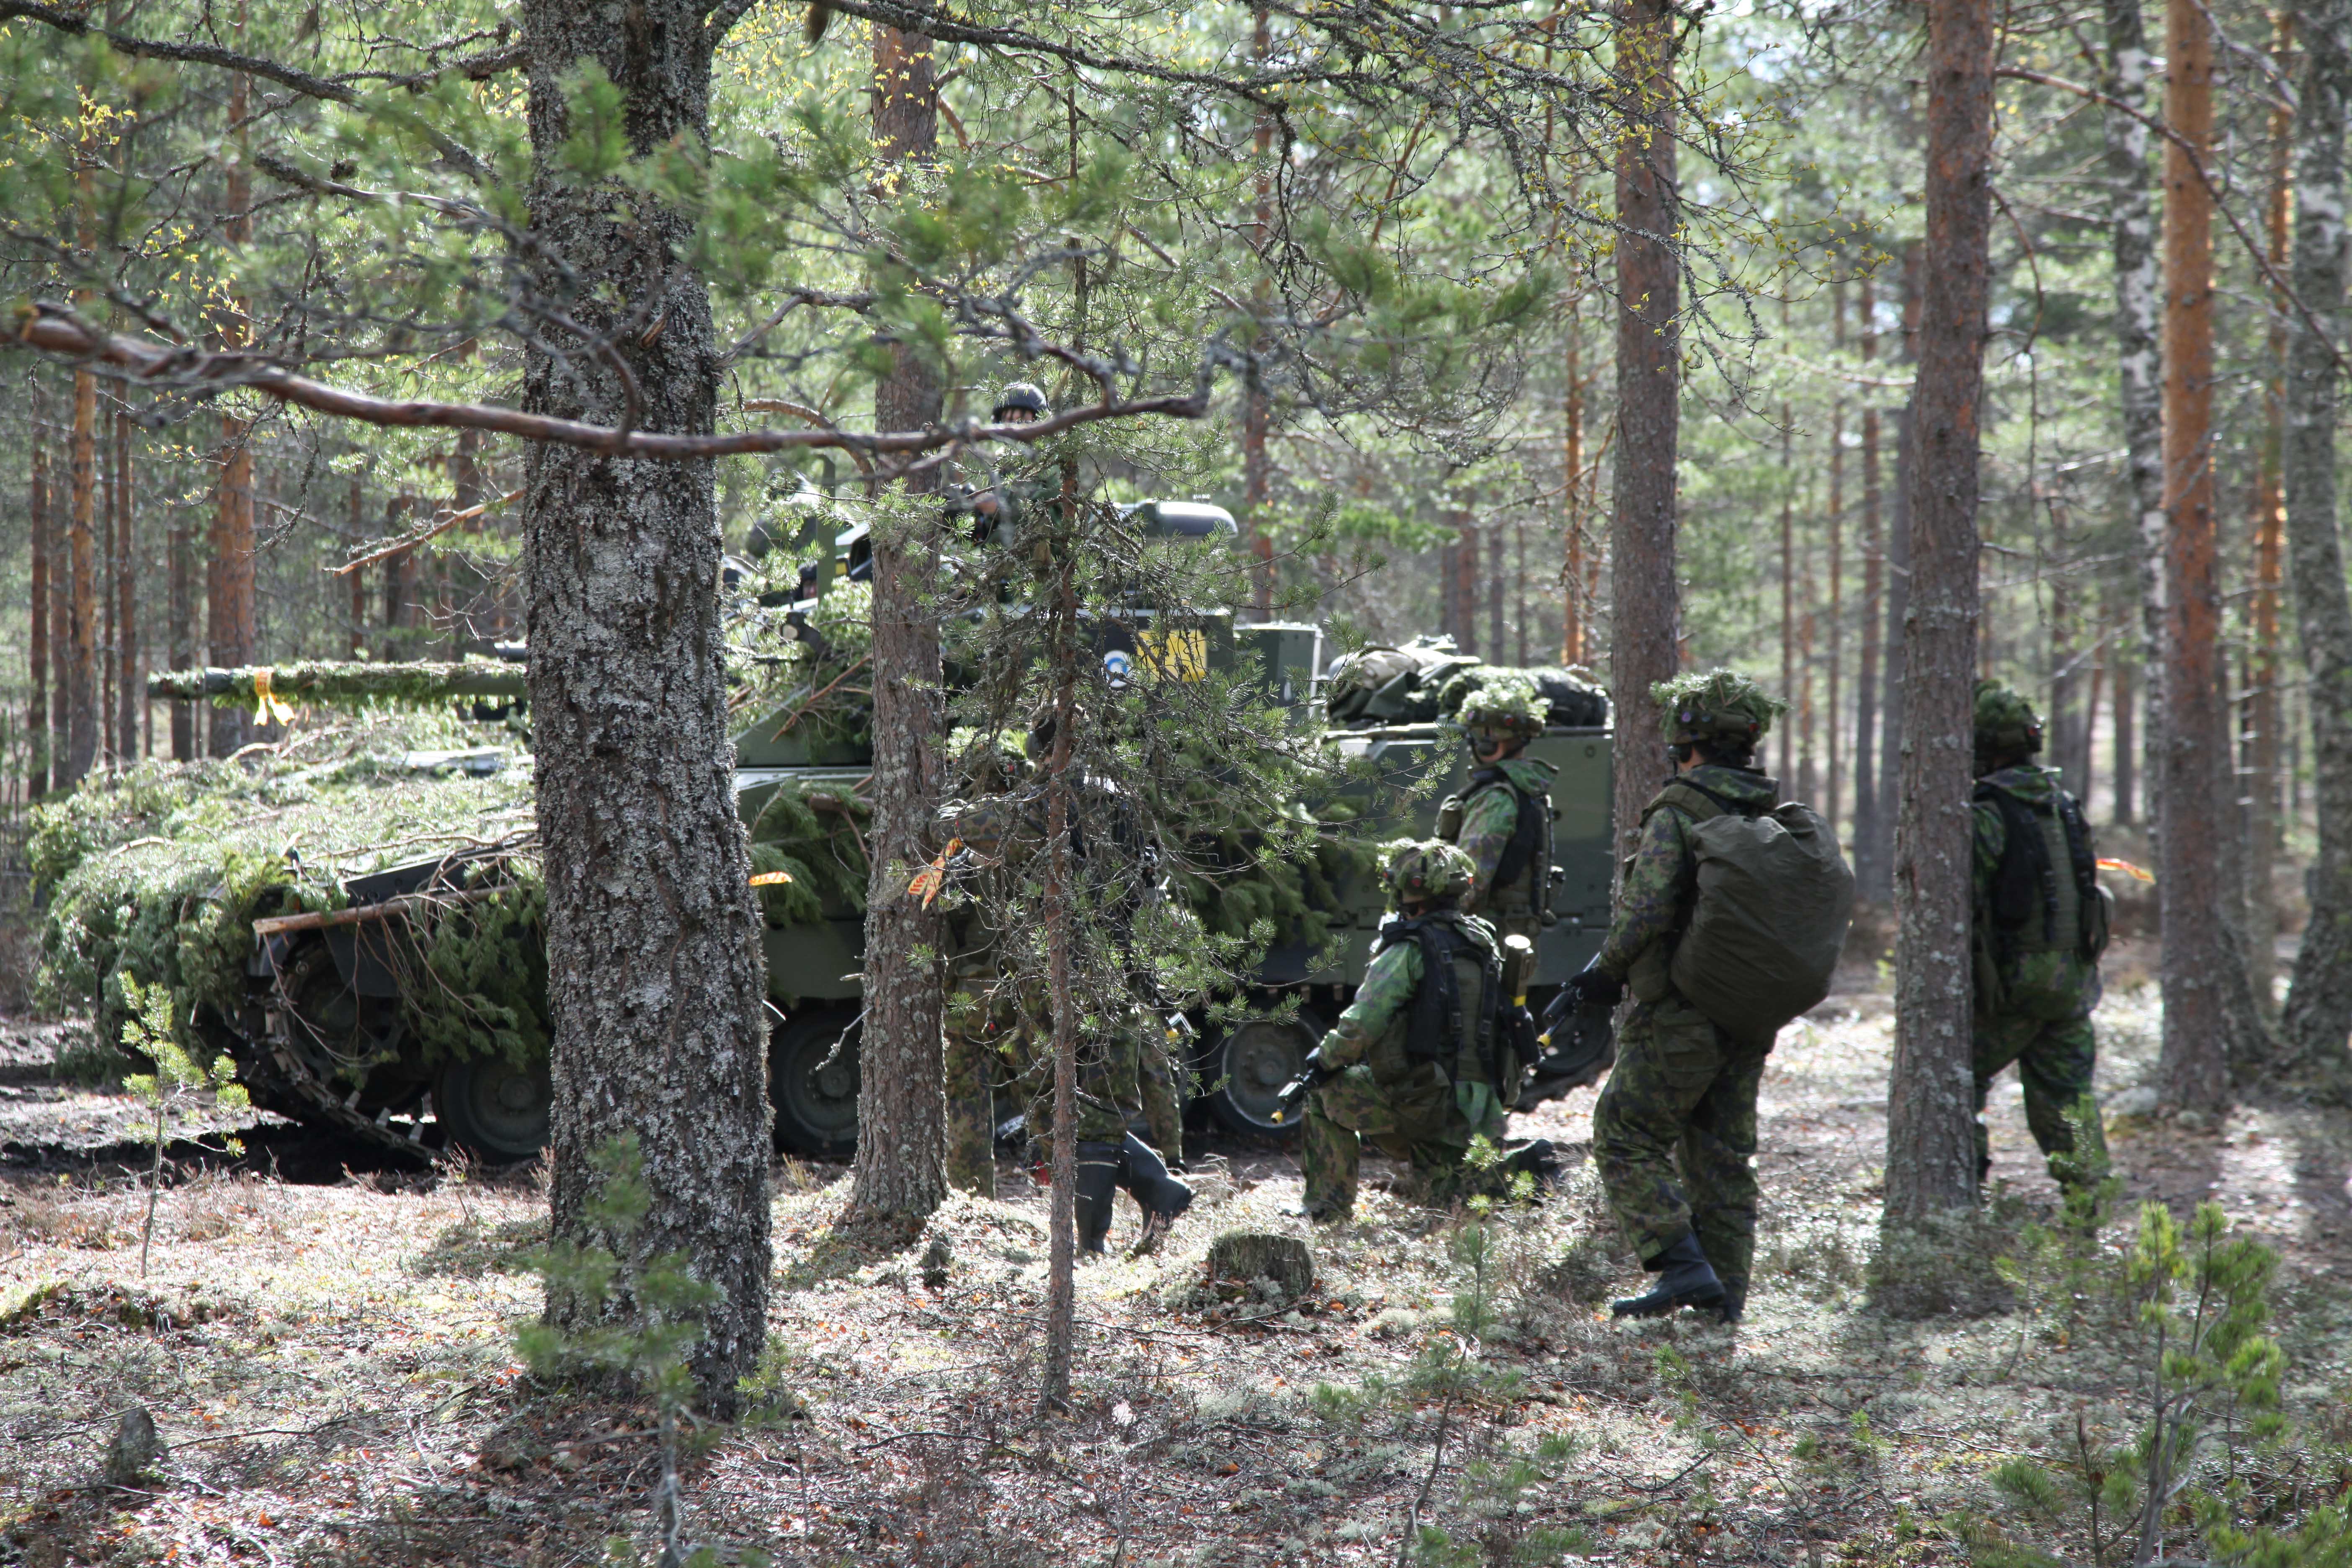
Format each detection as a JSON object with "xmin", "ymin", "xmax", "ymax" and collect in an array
[{"xmin": 60, "ymin": 528, "xmax": 1611, "ymax": 1161}]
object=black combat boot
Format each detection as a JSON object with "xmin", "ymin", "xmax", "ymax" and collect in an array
[
  {"xmin": 1118, "ymin": 1132, "xmax": 1194, "ymax": 1255},
  {"xmin": 1504, "ymin": 1138, "xmax": 1566, "ymax": 1191},
  {"xmin": 1611, "ymin": 1232, "xmax": 1727, "ymax": 1319},
  {"xmin": 1074, "ymin": 1141, "xmax": 1124, "ymax": 1254}
]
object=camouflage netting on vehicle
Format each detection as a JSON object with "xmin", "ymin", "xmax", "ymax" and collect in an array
[
  {"xmin": 744, "ymin": 776, "xmax": 872, "ymax": 925},
  {"xmin": 1323, "ymin": 637, "xmax": 1607, "ymax": 728},
  {"xmin": 34, "ymin": 714, "xmax": 542, "ymax": 1065},
  {"xmin": 145, "ymin": 659, "xmax": 527, "ymax": 709},
  {"xmin": 725, "ymin": 564, "xmax": 874, "ymax": 752},
  {"xmin": 37, "ymin": 713, "xmax": 870, "ymax": 1069}
]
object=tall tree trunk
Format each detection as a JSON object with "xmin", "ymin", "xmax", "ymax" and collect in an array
[
  {"xmin": 1489, "ymin": 521, "xmax": 1507, "ymax": 659},
  {"xmin": 1870, "ymin": 247, "xmax": 1923, "ymax": 905},
  {"xmin": 2112, "ymin": 588, "xmax": 2137, "ymax": 822},
  {"xmin": 209, "ymin": 41, "xmax": 254, "ymax": 760},
  {"xmin": 522, "ymin": 0, "xmax": 771, "ymax": 1413},
  {"xmin": 27, "ymin": 399, "xmax": 49, "ymax": 799},
  {"xmin": 849, "ymin": 21, "xmax": 949, "ymax": 1230},
  {"xmin": 1780, "ymin": 383, "xmax": 1795, "ymax": 782},
  {"xmin": 2157, "ymin": 0, "xmax": 2244, "ymax": 1112},
  {"xmin": 67, "ymin": 361, "xmax": 99, "ymax": 787},
  {"xmin": 2104, "ymin": 0, "xmax": 2165, "ymax": 831},
  {"xmin": 1453, "ymin": 505, "xmax": 1481, "ymax": 655},
  {"xmin": 1884, "ymin": 0, "xmax": 1991, "ymax": 1225},
  {"xmin": 168, "ymin": 495, "xmax": 193, "ymax": 762},
  {"xmin": 1563, "ymin": 298, "xmax": 1586, "ymax": 665},
  {"xmin": 2249, "ymin": 22, "xmax": 2293, "ymax": 1025},
  {"xmin": 2048, "ymin": 498, "xmax": 2079, "ymax": 787},
  {"xmin": 1610, "ymin": 0, "xmax": 1684, "ymax": 858},
  {"xmin": 1828, "ymin": 277, "xmax": 1845, "ymax": 834},
  {"xmin": 1038, "ymin": 467, "xmax": 1083, "ymax": 1416},
  {"xmin": 100, "ymin": 416, "xmax": 115, "ymax": 765},
  {"xmin": 1245, "ymin": 4, "xmax": 1274, "ymax": 618},
  {"xmin": 2284, "ymin": 0, "xmax": 2352, "ymax": 1071},
  {"xmin": 347, "ymin": 476, "xmax": 366, "ymax": 657},
  {"xmin": 114, "ymin": 410, "xmax": 137, "ymax": 763},
  {"xmin": 1854, "ymin": 277, "xmax": 1883, "ymax": 872}
]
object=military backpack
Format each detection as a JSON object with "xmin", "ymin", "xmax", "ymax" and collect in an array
[
  {"xmin": 1651, "ymin": 779, "xmax": 1856, "ymax": 1040},
  {"xmin": 1972, "ymin": 776, "xmax": 2110, "ymax": 1015}
]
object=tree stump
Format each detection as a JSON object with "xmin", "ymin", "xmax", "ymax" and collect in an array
[
  {"xmin": 103, "ymin": 1407, "xmax": 161, "ymax": 1486},
  {"xmin": 1206, "ymin": 1231, "xmax": 1315, "ymax": 1301}
]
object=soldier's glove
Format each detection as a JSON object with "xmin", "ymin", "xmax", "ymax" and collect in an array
[
  {"xmin": 1548, "ymin": 965, "xmax": 1625, "ymax": 1024},
  {"xmin": 1271, "ymin": 1049, "xmax": 1333, "ymax": 1125}
]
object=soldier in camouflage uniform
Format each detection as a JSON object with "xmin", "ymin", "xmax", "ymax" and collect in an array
[
  {"xmin": 1439, "ymin": 682, "xmax": 1558, "ymax": 946},
  {"xmin": 1970, "ymin": 681, "xmax": 2110, "ymax": 1188},
  {"xmin": 1573, "ymin": 670, "xmax": 1789, "ymax": 1323},
  {"xmin": 960, "ymin": 383, "xmax": 1057, "ymax": 554},
  {"xmin": 1298, "ymin": 841, "xmax": 1516, "ymax": 1221}
]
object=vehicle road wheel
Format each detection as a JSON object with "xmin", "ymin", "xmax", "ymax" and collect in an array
[
  {"xmin": 1206, "ymin": 1016, "xmax": 1318, "ymax": 1140},
  {"xmin": 770, "ymin": 1009, "xmax": 861, "ymax": 1158},
  {"xmin": 436, "ymin": 1054, "xmax": 553, "ymax": 1162}
]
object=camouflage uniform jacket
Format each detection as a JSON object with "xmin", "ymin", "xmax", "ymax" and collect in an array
[
  {"xmin": 1318, "ymin": 908, "xmax": 1501, "ymax": 1076},
  {"xmin": 1594, "ymin": 765, "xmax": 1782, "ymax": 987},
  {"xmin": 1449, "ymin": 756, "xmax": 1557, "ymax": 925},
  {"xmin": 1972, "ymin": 764, "xmax": 2099, "ymax": 1021}
]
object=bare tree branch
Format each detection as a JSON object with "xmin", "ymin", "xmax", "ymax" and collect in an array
[
  {"xmin": 1999, "ymin": 64, "xmax": 2345, "ymax": 368},
  {"xmin": 12, "ymin": 302, "xmax": 1212, "ymax": 460}
]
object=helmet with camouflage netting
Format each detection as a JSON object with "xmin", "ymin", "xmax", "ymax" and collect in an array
[
  {"xmin": 1454, "ymin": 679, "xmax": 1548, "ymax": 747},
  {"xmin": 1973, "ymin": 680, "xmax": 2044, "ymax": 771},
  {"xmin": 1652, "ymin": 668, "xmax": 1786, "ymax": 756},
  {"xmin": 948, "ymin": 797, "xmax": 1016, "ymax": 857},
  {"xmin": 1382, "ymin": 838, "xmax": 1477, "ymax": 906},
  {"xmin": 993, "ymin": 382, "xmax": 1050, "ymax": 420}
]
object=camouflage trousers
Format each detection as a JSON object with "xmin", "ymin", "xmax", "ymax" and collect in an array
[
  {"xmin": 946, "ymin": 982, "xmax": 1185, "ymax": 1199},
  {"xmin": 1973, "ymin": 1008, "xmax": 2102, "ymax": 1183},
  {"xmin": 944, "ymin": 974, "xmax": 1017, "ymax": 1198},
  {"xmin": 1302, "ymin": 1063, "xmax": 1507, "ymax": 1218},
  {"xmin": 1591, "ymin": 991, "xmax": 1772, "ymax": 1304}
]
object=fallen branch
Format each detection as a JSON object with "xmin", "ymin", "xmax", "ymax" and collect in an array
[
  {"xmin": 252, "ymin": 887, "xmax": 501, "ymax": 940},
  {"xmin": 14, "ymin": 304, "xmax": 1212, "ymax": 462},
  {"xmin": 334, "ymin": 490, "xmax": 524, "ymax": 575}
]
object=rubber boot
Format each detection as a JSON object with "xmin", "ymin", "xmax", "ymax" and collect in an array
[
  {"xmin": 1074, "ymin": 1141, "xmax": 1123, "ymax": 1254},
  {"xmin": 1117, "ymin": 1132, "xmax": 1193, "ymax": 1255},
  {"xmin": 1611, "ymin": 1232, "xmax": 1727, "ymax": 1319}
]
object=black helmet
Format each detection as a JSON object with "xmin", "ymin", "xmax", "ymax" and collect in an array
[{"xmin": 993, "ymin": 382, "xmax": 1050, "ymax": 421}]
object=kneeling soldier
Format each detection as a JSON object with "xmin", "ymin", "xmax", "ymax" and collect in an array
[{"xmin": 1298, "ymin": 841, "xmax": 1518, "ymax": 1222}]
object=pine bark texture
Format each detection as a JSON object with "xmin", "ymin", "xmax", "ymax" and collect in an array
[
  {"xmin": 66, "ymin": 366, "xmax": 98, "ymax": 787},
  {"xmin": 2285, "ymin": 0, "xmax": 2352, "ymax": 1072},
  {"xmin": 2156, "ymin": 0, "xmax": 2236, "ymax": 1113},
  {"xmin": 522, "ymin": 0, "xmax": 772, "ymax": 1413},
  {"xmin": 1609, "ymin": 0, "xmax": 1683, "ymax": 855},
  {"xmin": 1870, "ymin": 249, "xmax": 1923, "ymax": 907},
  {"xmin": 168, "ymin": 498, "xmax": 193, "ymax": 761},
  {"xmin": 208, "ymin": 416, "xmax": 254, "ymax": 758},
  {"xmin": 114, "ymin": 411, "xmax": 137, "ymax": 763},
  {"xmin": 1852, "ymin": 282, "xmax": 1883, "ymax": 891},
  {"xmin": 1884, "ymin": 0, "xmax": 1990, "ymax": 1223},
  {"xmin": 849, "ymin": 21, "xmax": 950, "ymax": 1229},
  {"xmin": 209, "ymin": 62, "xmax": 254, "ymax": 761},
  {"xmin": 28, "ymin": 407, "xmax": 49, "ymax": 799},
  {"xmin": 2103, "ymin": 0, "xmax": 2165, "ymax": 820}
]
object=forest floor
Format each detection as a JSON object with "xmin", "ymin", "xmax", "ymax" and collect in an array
[{"xmin": 3, "ymin": 937, "xmax": 2351, "ymax": 1568}]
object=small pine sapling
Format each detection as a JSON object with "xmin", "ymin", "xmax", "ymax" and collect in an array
[
  {"xmin": 1976, "ymin": 1201, "xmax": 2303, "ymax": 1567},
  {"xmin": 116, "ymin": 972, "xmax": 248, "ymax": 1277},
  {"xmin": 517, "ymin": 1135, "xmax": 763, "ymax": 1568}
]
